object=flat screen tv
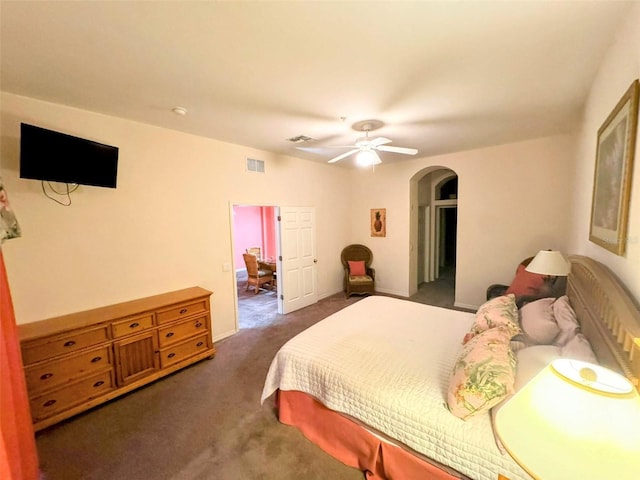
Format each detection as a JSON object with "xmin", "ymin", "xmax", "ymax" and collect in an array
[{"xmin": 20, "ymin": 123, "xmax": 119, "ymax": 188}]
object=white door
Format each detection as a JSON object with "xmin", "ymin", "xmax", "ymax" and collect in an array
[{"xmin": 277, "ymin": 206, "xmax": 318, "ymax": 314}]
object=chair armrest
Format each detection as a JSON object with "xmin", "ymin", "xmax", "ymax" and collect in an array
[
  {"xmin": 366, "ymin": 267, "xmax": 375, "ymax": 280},
  {"xmin": 486, "ymin": 284, "xmax": 508, "ymax": 300}
]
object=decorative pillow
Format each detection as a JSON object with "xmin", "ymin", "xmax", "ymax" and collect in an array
[
  {"xmin": 447, "ymin": 326, "xmax": 516, "ymax": 420},
  {"xmin": 504, "ymin": 263, "xmax": 546, "ymax": 298},
  {"xmin": 464, "ymin": 294, "xmax": 520, "ymax": 344},
  {"xmin": 552, "ymin": 295, "xmax": 580, "ymax": 346},
  {"xmin": 348, "ymin": 260, "xmax": 366, "ymax": 276},
  {"xmin": 519, "ymin": 297, "xmax": 560, "ymax": 345},
  {"xmin": 561, "ymin": 333, "xmax": 597, "ymax": 363}
]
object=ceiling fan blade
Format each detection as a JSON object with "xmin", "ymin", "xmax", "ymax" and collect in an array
[
  {"xmin": 295, "ymin": 146, "xmax": 332, "ymax": 154},
  {"xmin": 376, "ymin": 145, "xmax": 418, "ymax": 155},
  {"xmin": 328, "ymin": 149, "xmax": 360, "ymax": 163},
  {"xmin": 369, "ymin": 137, "xmax": 392, "ymax": 147}
]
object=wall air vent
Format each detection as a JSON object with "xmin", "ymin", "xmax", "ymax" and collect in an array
[
  {"xmin": 286, "ymin": 135, "xmax": 313, "ymax": 143},
  {"xmin": 246, "ymin": 157, "xmax": 265, "ymax": 173}
]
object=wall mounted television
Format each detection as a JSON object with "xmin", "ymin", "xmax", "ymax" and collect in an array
[{"xmin": 20, "ymin": 123, "xmax": 119, "ymax": 188}]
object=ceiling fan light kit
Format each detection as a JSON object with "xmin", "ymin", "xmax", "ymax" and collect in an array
[
  {"xmin": 327, "ymin": 119, "xmax": 418, "ymax": 166},
  {"xmin": 356, "ymin": 150, "xmax": 381, "ymax": 167}
]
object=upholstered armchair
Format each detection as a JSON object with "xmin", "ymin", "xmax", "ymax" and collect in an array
[
  {"xmin": 341, "ymin": 244, "xmax": 375, "ymax": 297},
  {"xmin": 243, "ymin": 253, "xmax": 274, "ymax": 294}
]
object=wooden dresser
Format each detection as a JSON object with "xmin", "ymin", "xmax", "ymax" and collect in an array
[{"xmin": 19, "ymin": 287, "xmax": 214, "ymax": 431}]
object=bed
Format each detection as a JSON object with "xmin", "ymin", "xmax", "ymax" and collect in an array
[{"xmin": 261, "ymin": 255, "xmax": 640, "ymax": 480}]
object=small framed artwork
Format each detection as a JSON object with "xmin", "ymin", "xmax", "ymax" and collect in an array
[
  {"xmin": 371, "ymin": 208, "xmax": 386, "ymax": 237},
  {"xmin": 589, "ymin": 79, "xmax": 639, "ymax": 256}
]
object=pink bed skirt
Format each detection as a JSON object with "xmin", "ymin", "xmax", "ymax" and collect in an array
[{"xmin": 277, "ymin": 390, "xmax": 464, "ymax": 480}]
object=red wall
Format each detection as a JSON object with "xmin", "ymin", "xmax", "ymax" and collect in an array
[{"xmin": 233, "ymin": 205, "xmax": 276, "ymax": 269}]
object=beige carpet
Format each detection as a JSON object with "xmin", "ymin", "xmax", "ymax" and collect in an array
[{"xmin": 35, "ymin": 274, "xmax": 459, "ymax": 480}]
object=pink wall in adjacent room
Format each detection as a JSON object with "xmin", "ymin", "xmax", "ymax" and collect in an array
[
  {"xmin": 262, "ymin": 207, "xmax": 277, "ymax": 261},
  {"xmin": 233, "ymin": 205, "xmax": 276, "ymax": 269}
]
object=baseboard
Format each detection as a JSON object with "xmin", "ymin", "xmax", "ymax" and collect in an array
[
  {"xmin": 318, "ymin": 289, "xmax": 344, "ymax": 300},
  {"xmin": 454, "ymin": 301, "xmax": 479, "ymax": 311},
  {"xmin": 214, "ymin": 328, "xmax": 238, "ymax": 343},
  {"xmin": 375, "ymin": 287, "xmax": 409, "ymax": 298}
]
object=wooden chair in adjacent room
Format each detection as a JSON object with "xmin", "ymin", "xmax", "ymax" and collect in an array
[
  {"xmin": 246, "ymin": 247, "xmax": 261, "ymax": 261},
  {"xmin": 340, "ymin": 244, "xmax": 376, "ymax": 297},
  {"xmin": 242, "ymin": 253, "xmax": 274, "ymax": 294}
]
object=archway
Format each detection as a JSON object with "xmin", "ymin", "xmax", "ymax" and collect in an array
[{"xmin": 409, "ymin": 167, "xmax": 458, "ymax": 298}]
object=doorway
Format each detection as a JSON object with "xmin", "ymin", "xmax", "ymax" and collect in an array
[
  {"xmin": 231, "ymin": 204, "xmax": 319, "ymax": 329},
  {"xmin": 232, "ymin": 204, "xmax": 278, "ymax": 329},
  {"xmin": 414, "ymin": 169, "xmax": 458, "ymax": 306}
]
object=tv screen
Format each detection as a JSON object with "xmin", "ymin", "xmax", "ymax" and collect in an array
[{"xmin": 20, "ymin": 123, "xmax": 119, "ymax": 188}]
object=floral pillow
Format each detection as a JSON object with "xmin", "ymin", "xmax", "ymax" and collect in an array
[
  {"xmin": 463, "ymin": 294, "xmax": 521, "ymax": 344},
  {"xmin": 447, "ymin": 326, "xmax": 517, "ymax": 420}
]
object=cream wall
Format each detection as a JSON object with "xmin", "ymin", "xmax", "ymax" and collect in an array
[
  {"xmin": 350, "ymin": 134, "xmax": 576, "ymax": 309},
  {"xmin": 568, "ymin": 3, "xmax": 640, "ymax": 303},
  {"xmin": 0, "ymin": 93, "xmax": 352, "ymax": 339},
  {"xmin": 5, "ymin": 14, "xmax": 634, "ymax": 335}
]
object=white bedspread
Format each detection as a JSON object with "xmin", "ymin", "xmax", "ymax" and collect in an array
[{"xmin": 261, "ymin": 296, "xmax": 532, "ymax": 480}]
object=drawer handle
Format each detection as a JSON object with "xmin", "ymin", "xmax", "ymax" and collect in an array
[
  {"xmin": 93, "ymin": 381, "xmax": 104, "ymax": 388},
  {"xmin": 165, "ymin": 332, "xmax": 174, "ymax": 338},
  {"xmin": 197, "ymin": 341, "xmax": 204, "ymax": 347},
  {"xmin": 168, "ymin": 353, "xmax": 176, "ymax": 359},
  {"xmin": 40, "ymin": 373, "xmax": 53, "ymax": 380},
  {"xmin": 91, "ymin": 356, "xmax": 102, "ymax": 363},
  {"xmin": 63, "ymin": 340, "xmax": 76, "ymax": 347},
  {"xmin": 43, "ymin": 399, "xmax": 57, "ymax": 407},
  {"xmin": 195, "ymin": 322, "xmax": 203, "ymax": 328},
  {"xmin": 129, "ymin": 322, "xmax": 140, "ymax": 329},
  {"xmin": 179, "ymin": 308, "xmax": 188, "ymax": 314}
]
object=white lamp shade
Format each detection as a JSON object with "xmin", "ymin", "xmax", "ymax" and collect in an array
[
  {"xmin": 525, "ymin": 250, "xmax": 570, "ymax": 276},
  {"xmin": 495, "ymin": 359, "xmax": 640, "ymax": 480}
]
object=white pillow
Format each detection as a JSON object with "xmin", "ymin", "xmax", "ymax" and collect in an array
[
  {"xmin": 519, "ymin": 298, "xmax": 560, "ymax": 345},
  {"xmin": 552, "ymin": 296, "xmax": 580, "ymax": 347},
  {"xmin": 561, "ymin": 333, "xmax": 597, "ymax": 363},
  {"xmin": 515, "ymin": 344, "xmax": 562, "ymax": 389},
  {"xmin": 490, "ymin": 344, "xmax": 561, "ymax": 454}
]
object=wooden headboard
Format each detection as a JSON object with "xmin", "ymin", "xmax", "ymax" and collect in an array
[{"xmin": 567, "ymin": 255, "xmax": 640, "ymax": 389}]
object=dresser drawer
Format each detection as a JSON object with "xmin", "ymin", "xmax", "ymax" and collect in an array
[
  {"xmin": 25, "ymin": 345, "xmax": 112, "ymax": 395},
  {"xmin": 158, "ymin": 315, "xmax": 208, "ymax": 347},
  {"xmin": 22, "ymin": 325, "xmax": 110, "ymax": 365},
  {"xmin": 29, "ymin": 369, "xmax": 115, "ymax": 422},
  {"xmin": 156, "ymin": 299, "xmax": 208, "ymax": 325},
  {"xmin": 160, "ymin": 333, "xmax": 210, "ymax": 368},
  {"xmin": 111, "ymin": 313, "xmax": 155, "ymax": 338}
]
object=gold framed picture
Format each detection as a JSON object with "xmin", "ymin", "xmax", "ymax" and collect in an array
[
  {"xmin": 589, "ymin": 79, "xmax": 639, "ymax": 256},
  {"xmin": 371, "ymin": 208, "xmax": 386, "ymax": 237}
]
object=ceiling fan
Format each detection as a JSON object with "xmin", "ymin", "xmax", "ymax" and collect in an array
[{"xmin": 328, "ymin": 119, "xmax": 418, "ymax": 166}]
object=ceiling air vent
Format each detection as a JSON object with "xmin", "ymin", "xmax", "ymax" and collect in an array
[
  {"xmin": 246, "ymin": 157, "xmax": 265, "ymax": 173},
  {"xmin": 286, "ymin": 135, "xmax": 313, "ymax": 143}
]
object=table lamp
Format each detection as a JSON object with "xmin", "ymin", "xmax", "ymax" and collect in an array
[
  {"xmin": 525, "ymin": 250, "xmax": 571, "ymax": 276},
  {"xmin": 495, "ymin": 359, "xmax": 640, "ymax": 480}
]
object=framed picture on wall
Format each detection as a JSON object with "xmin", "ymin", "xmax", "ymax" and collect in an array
[
  {"xmin": 371, "ymin": 208, "xmax": 386, "ymax": 237},
  {"xmin": 589, "ymin": 79, "xmax": 639, "ymax": 256}
]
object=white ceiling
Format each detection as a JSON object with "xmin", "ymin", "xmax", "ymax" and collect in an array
[{"xmin": 0, "ymin": 1, "xmax": 633, "ymax": 167}]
